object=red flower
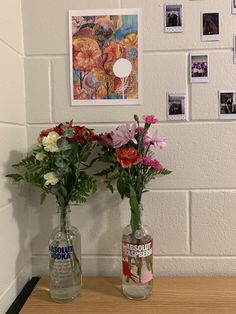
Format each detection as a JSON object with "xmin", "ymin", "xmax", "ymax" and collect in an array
[
  {"xmin": 71, "ymin": 125, "xmax": 99, "ymax": 144},
  {"xmin": 115, "ymin": 147, "xmax": 141, "ymax": 168}
]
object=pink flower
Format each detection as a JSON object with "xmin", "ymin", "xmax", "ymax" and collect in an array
[
  {"xmin": 141, "ymin": 270, "xmax": 153, "ymax": 284},
  {"xmin": 155, "ymin": 136, "xmax": 167, "ymax": 149},
  {"xmin": 112, "ymin": 123, "xmax": 137, "ymax": 149},
  {"xmin": 142, "ymin": 157, "xmax": 163, "ymax": 170},
  {"xmin": 144, "ymin": 131, "xmax": 167, "ymax": 149},
  {"xmin": 142, "ymin": 114, "xmax": 158, "ymax": 124}
]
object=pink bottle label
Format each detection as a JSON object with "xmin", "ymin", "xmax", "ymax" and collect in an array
[{"xmin": 122, "ymin": 240, "xmax": 153, "ymax": 283}]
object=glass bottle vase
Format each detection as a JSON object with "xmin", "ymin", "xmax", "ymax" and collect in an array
[
  {"xmin": 122, "ymin": 204, "xmax": 153, "ymax": 300},
  {"xmin": 49, "ymin": 206, "xmax": 82, "ymax": 302}
]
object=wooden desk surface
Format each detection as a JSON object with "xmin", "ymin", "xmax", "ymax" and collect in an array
[{"xmin": 20, "ymin": 277, "xmax": 236, "ymax": 314}]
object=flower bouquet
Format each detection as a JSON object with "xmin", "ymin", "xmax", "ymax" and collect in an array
[
  {"xmin": 7, "ymin": 121, "xmax": 98, "ymax": 302},
  {"xmin": 97, "ymin": 114, "xmax": 171, "ymax": 299}
]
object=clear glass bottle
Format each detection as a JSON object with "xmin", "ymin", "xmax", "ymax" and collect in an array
[
  {"xmin": 122, "ymin": 204, "xmax": 153, "ymax": 300},
  {"xmin": 49, "ymin": 206, "xmax": 82, "ymax": 303}
]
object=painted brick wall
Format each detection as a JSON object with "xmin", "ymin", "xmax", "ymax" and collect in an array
[
  {"xmin": 21, "ymin": 0, "xmax": 236, "ymax": 278},
  {"xmin": 0, "ymin": 1, "xmax": 31, "ymax": 313}
]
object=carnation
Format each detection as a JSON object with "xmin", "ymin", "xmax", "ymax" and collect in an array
[{"xmin": 42, "ymin": 131, "xmax": 60, "ymax": 152}]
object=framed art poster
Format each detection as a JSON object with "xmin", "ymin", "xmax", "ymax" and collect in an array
[{"xmin": 69, "ymin": 9, "xmax": 142, "ymax": 105}]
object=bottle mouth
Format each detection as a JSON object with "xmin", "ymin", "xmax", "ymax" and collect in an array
[{"xmin": 134, "ymin": 229, "xmax": 144, "ymax": 239}]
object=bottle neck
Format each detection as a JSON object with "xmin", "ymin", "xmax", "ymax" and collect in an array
[
  {"xmin": 58, "ymin": 206, "xmax": 71, "ymax": 232},
  {"xmin": 130, "ymin": 203, "xmax": 143, "ymax": 232}
]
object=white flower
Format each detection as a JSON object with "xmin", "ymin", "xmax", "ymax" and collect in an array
[
  {"xmin": 44, "ymin": 172, "xmax": 59, "ymax": 186},
  {"xmin": 35, "ymin": 152, "xmax": 46, "ymax": 161},
  {"xmin": 42, "ymin": 131, "xmax": 60, "ymax": 152}
]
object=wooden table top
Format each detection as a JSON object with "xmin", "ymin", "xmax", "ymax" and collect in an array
[{"xmin": 20, "ymin": 277, "xmax": 236, "ymax": 314}]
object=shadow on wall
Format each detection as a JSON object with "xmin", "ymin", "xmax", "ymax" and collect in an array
[
  {"xmin": 4, "ymin": 151, "xmax": 31, "ymax": 300},
  {"xmin": 84, "ymin": 181, "xmax": 122, "ymax": 276},
  {"xmin": 5, "ymin": 151, "xmax": 124, "ymax": 283}
]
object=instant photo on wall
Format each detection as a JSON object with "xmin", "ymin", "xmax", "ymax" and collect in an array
[
  {"xmin": 190, "ymin": 53, "xmax": 209, "ymax": 83},
  {"xmin": 164, "ymin": 4, "xmax": 183, "ymax": 33},
  {"xmin": 201, "ymin": 12, "xmax": 220, "ymax": 41},
  {"xmin": 232, "ymin": 0, "xmax": 236, "ymax": 14},
  {"xmin": 219, "ymin": 91, "xmax": 236, "ymax": 119},
  {"xmin": 167, "ymin": 92, "xmax": 186, "ymax": 120},
  {"xmin": 69, "ymin": 8, "xmax": 142, "ymax": 105}
]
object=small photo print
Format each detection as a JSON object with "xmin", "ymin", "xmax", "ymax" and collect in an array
[
  {"xmin": 201, "ymin": 12, "xmax": 220, "ymax": 41},
  {"xmin": 219, "ymin": 91, "xmax": 236, "ymax": 119},
  {"xmin": 165, "ymin": 4, "xmax": 183, "ymax": 33},
  {"xmin": 167, "ymin": 92, "xmax": 186, "ymax": 120},
  {"xmin": 190, "ymin": 53, "xmax": 209, "ymax": 83},
  {"xmin": 232, "ymin": 0, "xmax": 236, "ymax": 14}
]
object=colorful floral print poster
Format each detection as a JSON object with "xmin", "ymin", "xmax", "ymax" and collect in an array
[{"xmin": 69, "ymin": 9, "xmax": 142, "ymax": 105}]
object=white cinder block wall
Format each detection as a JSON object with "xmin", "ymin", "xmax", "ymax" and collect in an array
[
  {"xmin": 0, "ymin": 1, "xmax": 31, "ymax": 313},
  {"xmin": 20, "ymin": 0, "xmax": 236, "ymax": 280}
]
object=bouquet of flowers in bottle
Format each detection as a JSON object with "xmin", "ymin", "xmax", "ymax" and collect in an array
[
  {"xmin": 7, "ymin": 121, "xmax": 99, "ymax": 302},
  {"xmin": 97, "ymin": 114, "xmax": 171, "ymax": 299}
]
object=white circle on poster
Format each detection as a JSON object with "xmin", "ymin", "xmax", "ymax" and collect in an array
[{"xmin": 113, "ymin": 58, "xmax": 132, "ymax": 78}]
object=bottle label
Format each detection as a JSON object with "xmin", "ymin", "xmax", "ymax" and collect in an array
[
  {"xmin": 123, "ymin": 242, "xmax": 153, "ymax": 258},
  {"xmin": 122, "ymin": 240, "xmax": 153, "ymax": 284},
  {"xmin": 49, "ymin": 245, "xmax": 73, "ymax": 260}
]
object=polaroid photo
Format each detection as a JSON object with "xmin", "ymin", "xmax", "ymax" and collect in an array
[
  {"xmin": 190, "ymin": 53, "xmax": 209, "ymax": 83},
  {"xmin": 167, "ymin": 92, "xmax": 186, "ymax": 120},
  {"xmin": 201, "ymin": 12, "xmax": 220, "ymax": 41},
  {"xmin": 165, "ymin": 4, "xmax": 183, "ymax": 33},
  {"xmin": 232, "ymin": 0, "xmax": 236, "ymax": 14},
  {"xmin": 234, "ymin": 35, "xmax": 236, "ymax": 63},
  {"xmin": 219, "ymin": 91, "xmax": 236, "ymax": 119}
]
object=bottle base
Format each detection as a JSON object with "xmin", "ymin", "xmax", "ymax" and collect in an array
[
  {"xmin": 122, "ymin": 283, "xmax": 152, "ymax": 300},
  {"xmin": 50, "ymin": 286, "xmax": 81, "ymax": 303}
]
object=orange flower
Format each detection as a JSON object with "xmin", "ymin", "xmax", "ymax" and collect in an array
[
  {"xmin": 104, "ymin": 42, "xmax": 123, "ymax": 62},
  {"xmin": 122, "ymin": 32, "xmax": 138, "ymax": 47},
  {"xmin": 115, "ymin": 147, "xmax": 141, "ymax": 168},
  {"xmin": 73, "ymin": 37, "xmax": 101, "ymax": 72}
]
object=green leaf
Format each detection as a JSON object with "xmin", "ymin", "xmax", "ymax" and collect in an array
[
  {"xmin": 6, "ymin": 174, "xmax": 24, "ymax": 182},
  {"xmin": 62, "ymin": 125, "xmax": 73, "ymax": 138},
  {"xmin": 134, "ymin": 114, "xmax": 139, "ymax": 124},
  {"xmin": 40, "ymin": 191, "xmax": 47, "ymax": 204},
  {"xmin": 161, "ymin": 169, "xmax": 172, "ymax": 175},
  {"xmin": 60, "ymin": 186, "xmax": 68, "ymax": 198},
  {"xmin": 57, "ymin": 138, "xmax": 71, "ymax": 151},
  {"xmin": 117, "ymin": 176, "xmax": 126, "ymax": 199}
]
